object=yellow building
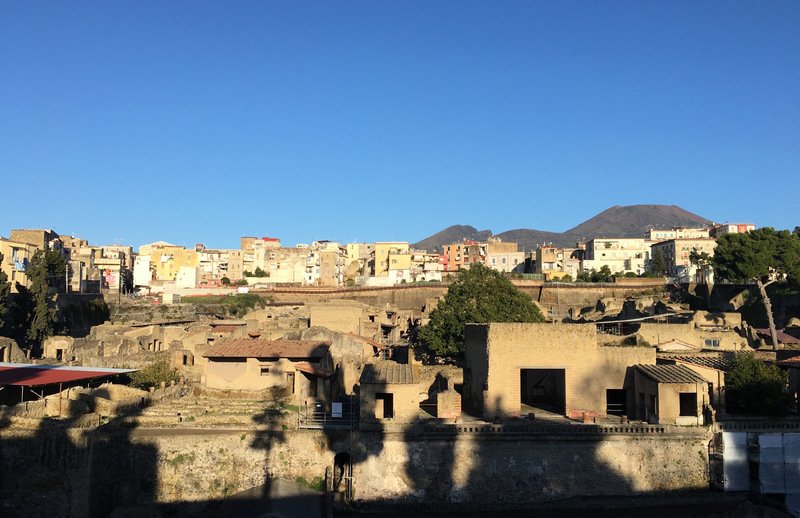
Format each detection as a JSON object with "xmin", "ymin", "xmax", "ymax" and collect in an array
[
  {"xmin": 139, "ymin": 242, "xmax": 199, "ymax": 281},
  {"xmin": 374, "ymin": 242, "xmax": 409, "ymax": 277},
  {"xmin": 0, "ymin": 237, "xmax": 38, "ymax": 291}
]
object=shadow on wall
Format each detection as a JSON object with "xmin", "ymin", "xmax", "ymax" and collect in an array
[
  {"xmin": 0, "ymin": 394, "xmax": 158, "ymax": 518},
  {"xmin": 0, "ymin": 365, "xmax": 758, "ymax": 517}
]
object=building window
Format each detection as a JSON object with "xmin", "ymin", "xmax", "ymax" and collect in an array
[
  {"xmin": 679, "ymin": 392, "xmax": 697, "ymax": 417},
  {"xmin": 375, "ymin": 392, "xmax": 394, "ymax": 419},
  {"xmin": 260, "ymin": 367, "xmax": 270, "ymax": 376},
  {"xmin": 704, "ymin": 339, "xmax": 720, "ymax": 348}
]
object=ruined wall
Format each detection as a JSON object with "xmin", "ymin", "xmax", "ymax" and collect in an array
[
  {"xmin": 0, "ymin": 425, "xmax": 711, "ymax": 516},
  {"xmin": 465, "ymin": 323, "xmax": 656, "ymax": 419},
  {"xmin": 637, "ymin": 323, "xmax": 748, "ymax": 350}
]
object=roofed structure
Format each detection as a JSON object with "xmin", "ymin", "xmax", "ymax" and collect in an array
[
  {"xmin": 658, "ymin": 354, "xmax": 730, "ymax": 371},
  {"xmin": 635, "ymin": 364, "xmax": 708, "ymax": 384},
  {"xmin": 203, "ymin": 339, "xmax": 330, "ymax": 359},
  {"xmin": 0, "ymin": 363, "xmax": 137, "ymax": 387},
  {"xmin": 360, "ymin": 361, "xmax": 419, "ymax": 385}
]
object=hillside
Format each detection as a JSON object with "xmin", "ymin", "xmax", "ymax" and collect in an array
[
  {"xmin": 413, "ymin": 205, "xmax": 712, "ymax": 252},
  {"xmin": 565, "ymin": 205, "xmax": 710, "ymax": 239},
  {"xmin": 412, "ymin": 225, "xmax": 492, "ymax": 253}
]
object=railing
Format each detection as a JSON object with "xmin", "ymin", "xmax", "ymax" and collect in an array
[{"xmin": 298, "ymin": 398, "xmax": 358, "ymax": 430}]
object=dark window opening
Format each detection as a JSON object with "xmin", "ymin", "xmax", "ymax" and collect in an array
[
  {"xmin": 375, "ymin": 392, "xmax": 394, "ymax": 419},
  {"xmin": 260, "ymin": 367, "xmax": 270, "ymax": 376},
  {"xmin": 606, "ymin": 389, "xmax": 627, "ymax": 416},
  {"xmin": 679, "ymin": 392, "xmax": 697, "ymax": 417}
]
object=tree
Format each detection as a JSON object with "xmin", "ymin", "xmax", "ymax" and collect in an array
[
  {"xmin": 220, "ymin": 277, "xmax": 231, "ymax": 286},
  {"xmin": 24, "ymin": 250, "xmax": 64, "ymax": 348},
  {"xmin": 713, "ymin": 228, "xmax": 800, "ymax": 351},
  {"xmin": 0, "ymin": 253, "xmax": 10, "ymax": 328},
  {"xmin": 649, "ymin": 249, "xmax": 667, "ymax": 276},
  {"xmin": 593, "ymin": 265, "xmax": 613, "ymax": 283},
  {"xmin": 414, "ymin": 264, "xmax": 544, "ymax": 358},
  {"xmin": 253, "ymin": 267, "xmax": 269, "ymax": 278},
  {"xmin": 725, "ymin": 353, "xmax": 790, "ymax": 416},
  {"xmin": 689, "ymin": 249, "xmax": 713, "ymax": 284}
]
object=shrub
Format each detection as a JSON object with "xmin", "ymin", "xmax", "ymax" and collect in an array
[
  {"xmin": 129, "ymin": 360, "xmax": 180, "ymax": 389},
  {"xmin": 726, "ymin": 353, "xmax": 790, "ymax": 416}
]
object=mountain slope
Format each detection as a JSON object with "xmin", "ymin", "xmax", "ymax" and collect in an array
[
  {"xmin": 412, "ymin": 225, "xmax": 492, "ymax": 253},
  {"xmin": 413, "ymin": 205, "xmax": 712, "ymax": 252},
  {"xmin": 565, "ymin": 205, "xmax": 710, "ymax": 239}
]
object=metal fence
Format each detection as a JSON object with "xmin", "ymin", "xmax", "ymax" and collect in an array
[{"xmin": 298, "ymin": 397, "xmax": 359, "ymax": 430}]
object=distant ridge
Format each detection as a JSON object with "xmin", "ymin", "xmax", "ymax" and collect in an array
[
  {"xmin": 413, "ymin": 225, "xmax": 492, "ymax": 253},
  {"xmin": 413, "ymin": 205, "xmax": 711, "ymax": 252}
]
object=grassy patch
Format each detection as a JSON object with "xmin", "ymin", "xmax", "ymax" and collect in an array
[
  {"xmin": 168, "ymin": 452, "xmax": 196, "ymax": 467},
  {"xmin": 179, "ymin": 293, "xmax": 272, "ymax": 316},
  {"xmin": 294, "ymin": 475, "xmax": 325, "ymax": 492}
]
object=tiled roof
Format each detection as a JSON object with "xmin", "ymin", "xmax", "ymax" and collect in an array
[
  {"xmin": 778, "ymin": 356, "xmax": 800, "ymax": 368},
  {"xmin": 754, "ymin": 329, "xmax": 800, "ymax": 345},
  {"xmin": 635, "ymin": 364, "xmax": 708, "ymax": 384},
  {"xmin": 203, "ymin": 339, "xmax": 330, "ymax": 359},
  {"xmin": 345, "ymin": 333, "xmax": 387, "ymax": 350},
  {"xmin": 360, "ymin": 362, "xmax": 419, "ymax": 385},
  {"xmin": 658, "ymin": 354, "xmax": 730, "ymax": 371}
]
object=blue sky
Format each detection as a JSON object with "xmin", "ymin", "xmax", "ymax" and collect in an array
[{"xmin": 1, "ymin": 1, "xmax": 798, "ymax": 249}]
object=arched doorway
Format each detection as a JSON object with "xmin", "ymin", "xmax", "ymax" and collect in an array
[{"xmin": 332, "ymin": 452, "xmax": 352, "ymax": 501}]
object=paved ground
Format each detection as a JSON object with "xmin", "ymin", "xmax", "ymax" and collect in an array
[{"xmin": 218, "ymin": 478, "xmax": 326, "ymax": 518}]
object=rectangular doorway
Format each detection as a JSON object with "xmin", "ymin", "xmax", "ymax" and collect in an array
[{"xmin": 520, "ymin": 368, "xmax": 566, "ymax": 414}]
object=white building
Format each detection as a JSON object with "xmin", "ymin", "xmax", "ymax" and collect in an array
[{"xmin": 583, "ymin": 238, "xmax": 650, "ymax": 275}]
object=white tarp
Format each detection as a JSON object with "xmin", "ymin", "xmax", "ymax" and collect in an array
[
  {"xmin": 784, "ymin": 434, "xmax": 800, "ymax": 499},
  {"xmin": 723, "ymin": 431, "xmax": 749, "ymax": 491},
  {"xmin": 759, "ymin": 433, "xmax": 785, "ymax": 493}
]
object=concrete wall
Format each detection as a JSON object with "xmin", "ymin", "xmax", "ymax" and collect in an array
[{"xmin": 465, "ymin": 323, "xmax": 656, "ymax": 419}]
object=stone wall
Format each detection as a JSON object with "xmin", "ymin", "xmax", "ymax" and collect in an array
[
  {"xmin": 465, "ymin": 323, "xmax": 656, "ymax": 419},
  {"xmin": 0, "ymin": 424, "xmax": 712, "ymax": 516}
]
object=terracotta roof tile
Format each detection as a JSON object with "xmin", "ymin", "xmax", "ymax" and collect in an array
[
  {"xmin": 203, "ymin": 339, "xmax": 330, "ymax": 359},
  {"xmin": 658, "ymin": 353, "xmax": 730, "ymax": 371},
  {"xmin": 635, "ymin": 364, "xmax": 708, "ymax": 384},
  {"xmin": 360, "ymin": 361, "xmax": 419, "ymax": 385},
  {"xmin": 778, "ymin": 356, "xmax": 800, "ymax": 368}
]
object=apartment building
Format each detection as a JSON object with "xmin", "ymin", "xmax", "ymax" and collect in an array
[
  {"xmin": 583, "ymin": 237, "xmax": 650, "ymax": 275},
  {"xmin": 650, "ymin": 238, "xmax": 718, "ymax": 281}
]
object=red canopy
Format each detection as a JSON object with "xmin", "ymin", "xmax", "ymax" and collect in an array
[{"xmin": 0, "ymin": 363, "xmax": 137, "ymax": 387}]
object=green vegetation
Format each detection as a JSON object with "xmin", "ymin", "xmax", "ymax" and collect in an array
[
  {"xmin": 129, "ymin": 359, "xmax": 180, "ymax": 389},
  {"xmin": 576, "ymin": 265, "xmax": 613, "ymax": 283},
  {"xmin": 0, "ymin": 253, "xmax": 9, "ymax": 329},
  {"xmin": 294, "ymin": 475, "xmax": 325, "ymax": 492},
  {"xmin": 168, "ymin": 452, "xmax": 196, "ymax": 468},
  {"xmin": 725, "ymin": 353, "xmax": 790, "ymax": 416},
  {"xmin": 179, "ymin": 293, "xmax": 270, "ymax": 317},
  {"xmin": 648, "ymin": 248, "xmax": 667, "ymax": 276},
  {"xmin": 713, "ymin": 228, "xmax": 800, "ymax": 350},
  {"xmin": 25, "ymin": 250, "xmax": 67, "ymax": 347},
  {"xmin": 414, "ymin": 263, "xmax": 544, "ymax": 358}
]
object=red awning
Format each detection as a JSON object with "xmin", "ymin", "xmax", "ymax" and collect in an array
[{"xmin": 0, "ymin": 363, "xmax": 137, "ymax": 387}]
